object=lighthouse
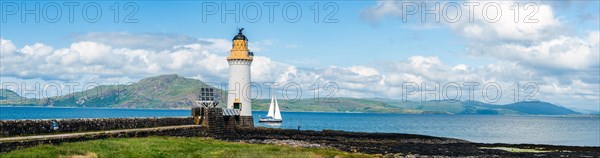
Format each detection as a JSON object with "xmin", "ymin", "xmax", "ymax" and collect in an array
[{"xmin": 226, "ymin": 28, "xmax": 254, "ymax": 127}]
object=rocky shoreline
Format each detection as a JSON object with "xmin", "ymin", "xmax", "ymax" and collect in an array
[{"xmin": 220, "ymin": 127, "xmax": 600, "ymax": 158}]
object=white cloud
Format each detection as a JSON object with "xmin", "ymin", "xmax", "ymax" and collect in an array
[
  {"xmin": 348, "ymin": 66, "xmax": 381, "ymax": 78},
  {"xmin": 361, "ymin": 0, "xmax": 564, "ymax": 41},
  {"xmin": 467, "ymin": 32, "xmax": 599, "ymax": 70},
  {"xmin": 0, "ymin": 38, "xmax": 229, "ymax": 81},
  {"xmin": 19, "ymin": 43, "xmax": 53, "ymax": 59},
  {"xmin": 444, "ymin": 1, "xmax": 599, "ymax": 71},
  {"xmin": 449, "ymin": 1, "xmax": 562, "ymax": 42},
  {"xmin": 249, "ymin": 39, "xmax": 276, "ymax": 52},
  {"xmin": 252, "ymin": 56, "xmax": 294, "ymax": 83},
  {"xmin": 1, "ymin": 38, "xmax": 18, "ymax": 56},
  {"xmin": 361, "ymin": 1, "xmax": 598, "ymax": 71},
  {"xmin": 361, "ymin": 0, "xmax": 403, "ymax": 25},
  {"xmin": 0, "ymin": 36, "xmax": 295, "ymax": 87},
  {"xmin": 71, "ymin": 32, "xmax": 207, "ymax": 50},
  {"xmin": 452, "ymin": 64, "xmax": 469, "ymax": 72}
]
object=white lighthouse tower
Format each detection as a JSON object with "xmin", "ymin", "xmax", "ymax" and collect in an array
[{"xmin": 226, "ymin": 28, "xmax": 254, "ymax": 127}]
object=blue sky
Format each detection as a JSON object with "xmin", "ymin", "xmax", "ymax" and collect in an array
[{"xmin": 1, "ymin": 1, "xmax": 599, "ymax": 112}]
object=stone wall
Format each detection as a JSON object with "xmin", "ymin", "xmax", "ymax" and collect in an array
[
  {"xmin": 238, "ymin": 116, "xmax": 254, "ymax": 128},
  {"xmin": 223, "ymin": 116, "xmax": 238, "ymax": 132},
  {"xmin": 204, "ymin": 108, "xmax": 226, "ymax": 134},
  {"xmin": 200, "ymin": 108, "xmax": 242, "ymax": 135},
  {"xmin": 0, "ymin": 108, "xmax": 253, "ymax": 153},
  {"xmin": 0, "ymin": 117, "xmax": 194, "ymax": 137}
]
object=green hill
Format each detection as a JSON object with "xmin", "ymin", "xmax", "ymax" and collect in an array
[
  {"xmin": 502, "ymin": 101, "xmax": 579, "ymax": 115},
  {"xmin": 253, "ymin": 98, "xmax": 581, "ymax": 115},
  {"xmin": 0, "ymin": 75, "xmax": 583, "ymax": 115},
  {"xmin": 1, "ymin": 75, "xmax": 225, "ymax": 109},
  {"xmin": 252, "ymin": 97, "xmax": 410, "ymax": 113},
  {"xmin": 0, "ymin": 89, "xmax": 23, "ymax": 101},
  {"xmin": 376, "ymin": 99, "xmax": 579, "ymax": 115}
]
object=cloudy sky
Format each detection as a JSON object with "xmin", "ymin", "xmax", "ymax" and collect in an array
[{"xmin": 1, "ymin": 0, "xmax": 599, "ymax": 112}]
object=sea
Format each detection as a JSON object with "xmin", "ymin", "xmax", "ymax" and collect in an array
[{"xmin": 1, "ymin": 106, "xmax": 598, "ymax": 146}]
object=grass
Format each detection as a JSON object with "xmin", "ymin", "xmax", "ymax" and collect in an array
[{"xmin": 0, "ymin": 137, "xmax": 373, "ymax": 158}]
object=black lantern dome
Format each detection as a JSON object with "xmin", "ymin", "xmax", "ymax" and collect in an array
[{"xmin": 232, "ymin": 28, "xmax": 247, "ymax": 41}]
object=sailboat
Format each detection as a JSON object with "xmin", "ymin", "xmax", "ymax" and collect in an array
[{"xmin": 259, "ymin": 95, "xmax": 282, "ymax": 123}]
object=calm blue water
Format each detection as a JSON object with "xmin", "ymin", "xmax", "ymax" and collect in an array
[{"xmin": 1, "ymin": 106, "xmax": 598, "ymax": 146}]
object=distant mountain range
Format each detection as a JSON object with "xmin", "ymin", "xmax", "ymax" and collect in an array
[
  {"xmin": 253, "ymin": 98, "xmax": 581, "ymax": 115},
  {"xmin": 0, "ymin": 75, "xmax": 225, "ymax": 109},
  {"xmin": 0, "ymin": 75, "xmax": 585, "ymax": 115}
]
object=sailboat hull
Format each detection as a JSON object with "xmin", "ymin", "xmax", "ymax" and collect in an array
[{"xmin": 259, "ymin": 117, "xmax": 282, "ymax": 122}]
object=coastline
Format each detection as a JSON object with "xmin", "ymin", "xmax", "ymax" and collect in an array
[{"xmin": 2, "ymin": 105, "xmax": 598, "ymax": 118}]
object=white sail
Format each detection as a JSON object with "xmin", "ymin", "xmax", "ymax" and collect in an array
[
  {"xmin": 273, "ymin": 97, "xmax": 282, "ymax": 120},
  {"xmin": 266, "ymin": 96, "xmax": 275, "ymax": 117}
]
